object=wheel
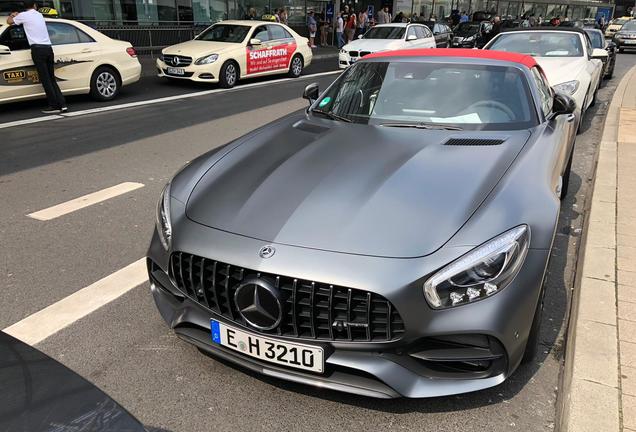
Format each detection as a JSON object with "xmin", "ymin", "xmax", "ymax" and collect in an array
[
  {"xmin": 90, "ymin": 66, "xmax": 120, "ymax": 101},
  {"xmin": 288, "ymin": 55, "xmax": 303, "ymax": 78},
  {"xmin": 521, "ymin": 289, "xmax": 544, "ymax": 364},
  {"xmin": 219, "ymin": 61, "xmax": 238, "ymax": 88},
  {"xmin": 560, "ymin": 149, "xmax": 574, "ymax": 200}
]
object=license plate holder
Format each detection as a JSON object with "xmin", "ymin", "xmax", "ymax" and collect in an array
[
  {"xmin": 167, "ymin": 67, "xmax": 185, "ymax": 75},
  {"xmin": 210, "ymin": 319, "xmax": 325, "ymax": 373}
]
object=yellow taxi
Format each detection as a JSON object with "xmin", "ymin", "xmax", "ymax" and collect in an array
[
  {"xmin": 157, "ymin": 20, "xmax": 313, "ymax": 88},
  {"xmin": 0, "ymin": 15, "xmax": 141, "ymax": 104},
  {"xmin": 605, "ymin": 16, "xmax": 632, "ymax": 38}
]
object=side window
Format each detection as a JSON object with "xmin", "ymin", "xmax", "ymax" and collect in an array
[
  {"xmin": 47, "ymin": 22, "xmax": 81, "ymax": 45},
  {"xmin": 531, "ymin": 67, "xmax": 553, "ymax": 117},
  {"xmin": 422, "ymin": 26, "xmax": 433, "ymax": 37},
  {"xmin": 76, "ymin": 28, "xmax": 95, "ymax": 43},
  {"xmin": 251, "ymin": 26, "xmax": 270, "ymax": 42},
  {"xmin": 0, "ymin": 25, "xmax": 30, "ymax": 50},
  {"xmin": 433, "ymin": 24, "xmax": 440, "ymax": 34},
  {"xmin": 406, "ymin": 26, "xmax": 417, "ymax": 39},
  {"xmin": 584, "ymin": 35, "xmax": 592, "ymax": 56},
  {"xmin": 268, "ymin": 25, "xmax": 292, "ymax": 41},
  {"xmin": 414, "ymin": 26, "xmax": 426, "ymax": 39}
]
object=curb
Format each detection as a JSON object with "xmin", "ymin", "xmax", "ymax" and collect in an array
[{"xmin": 559, "ymin": 65, "xmax": 636, "ymax": 432}]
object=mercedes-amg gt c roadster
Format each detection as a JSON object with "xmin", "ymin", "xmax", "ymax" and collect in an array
[{"xmin": 147, "ymin": 49, "xmax": 578, "ymax": 398}]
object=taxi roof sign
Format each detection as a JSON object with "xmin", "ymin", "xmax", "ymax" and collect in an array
[{"xmin": 38, "ymin": 7, "xmax": 58, "ymax": 17}]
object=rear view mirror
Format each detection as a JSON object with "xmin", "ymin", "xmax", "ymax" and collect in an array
[
  {"xmin": 591, "ymin": 47, "xmax": 608, "ymax": 59},
  {"xmin": 552, "ymin": 92, "xmax": 577, "ymax": 116},
  {"xmin": 249, "ymin": 38, "xmax": 262, "ymax": 46},
  {"xmin": 406, "ymin": 34, "xmax": 417, "ymax": 41},
  {"xmin": 0, "ymin": 45, "xmax": 10, "ymax": 55},
  {"xmin": 303, "ymin": 82, "xmax": 320, "ymax": 104}
]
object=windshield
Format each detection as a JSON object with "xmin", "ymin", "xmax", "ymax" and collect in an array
[
  {"xmin": 488, "ymin": 32, "xmax": 584, "ymax": 57},
  {"xmin": 613, "ymin": 18, "xmax": 631, "ymax": 25},
  {"xmin": 312, "ymin": 61, "xmax": 536, "ymax": 130},
  {"xmin": 363, "ymin": 26, "xmax": 406, "ymax": 39},
  {"xmin": 197, "ymin": 24, "xmax": 251, "ymax": 43},
  {"xmin": 455, "ymin": 22, "xmax": 480, "ymax": 36},
  {"xmin": 622, "ymin": 21, "xmax": 636, "ymax": 31},
  {"xmin": 584, "ymin": 30, "xmax": 603, "ymax": 48}
]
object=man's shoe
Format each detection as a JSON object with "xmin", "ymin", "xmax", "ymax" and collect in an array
[
  {"xmin": 60, "ymin": 106, "xmax": 68, "ymax": 113},
  {"xmin": 41, "ymin": 107, "xmax": 61, "ymax": 114}
]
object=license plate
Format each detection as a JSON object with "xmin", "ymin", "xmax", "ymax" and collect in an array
[
  {"xmin": 210, "ymin": 320, "xmax": 324, "ymax": 373},
  {"xmin": 625, "ymin": 40, "xmax": 636, "ymax": 44},
  {"xmin": 167, "ymin": 67, "xmax": 185, "ymax": 75}
]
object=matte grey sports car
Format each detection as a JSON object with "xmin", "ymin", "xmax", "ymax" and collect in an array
[{"xmin": 147, "ymin": 48, "xmax": 577, "ymax": 398}]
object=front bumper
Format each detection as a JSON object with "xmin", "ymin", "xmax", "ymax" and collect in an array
[
  {"xmin": 147, "ymin": 215, "xmax": 549, "ymax": 398},
  {"xmin": 156, "ymin": 58, "xmax": 222, "ymax": 83},
  {"xmin": 614, "ymin": 38, "xmax": 636, "ymax": 49}
]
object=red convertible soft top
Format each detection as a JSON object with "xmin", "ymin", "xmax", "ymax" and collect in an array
[{"xmin": 364, "ymin": 48, "xmax": 538, "ymax": 69}]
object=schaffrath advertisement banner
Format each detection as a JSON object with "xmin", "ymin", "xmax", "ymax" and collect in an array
[{"xmin": 246, "ymin": 42, "xmax": 296, "ymax": 74}]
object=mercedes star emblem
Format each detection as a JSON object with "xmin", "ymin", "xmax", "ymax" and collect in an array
[
  {"xmin": 172, "ymin": 57, "xmax": 180, "ymax": 66},
  {"xmin": 259, "ymin": 245, "xmax": 275, "ymax": 259},
  {"xmin": 234, "ymin": 279, "xmax": 282, "ymax": 330}
]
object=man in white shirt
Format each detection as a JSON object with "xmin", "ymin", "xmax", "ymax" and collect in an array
[
  {"xmin": 336, "ymin": 11, "xmax": 345, "ymax": 48},
  {"xmin": 7, "ymin": 0, "xmax": 67, "ymax": 113}
]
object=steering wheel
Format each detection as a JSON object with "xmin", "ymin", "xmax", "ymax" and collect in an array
[{"xmin": 463, "ymin": 100, "xmax": 516, "ymax": 120}]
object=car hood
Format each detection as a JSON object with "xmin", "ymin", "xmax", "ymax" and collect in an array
[
  {"xmin": 535, "ymin": 56, "xmax": 587, "ymax": 85},
  {"xmin": 186, "ymin": 118, "xmax": 531, "ymax": 258},
  {"xmin": 163, "ymin": 40, "xmax": 238, "ymax": 57},
  {"xmin": 343, "ymin": 38, "xmax": 404, "ymax": 52}
]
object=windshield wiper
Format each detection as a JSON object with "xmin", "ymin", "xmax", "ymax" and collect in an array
[
  {"xmin": 311, "ymin": 109, "xmax": 353, "ymax": 123},
  {"xmin": 380, "ymin": 122, "xmax": 463, "ymax": 131}
]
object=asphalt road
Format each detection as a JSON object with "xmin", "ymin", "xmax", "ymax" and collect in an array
[{"xmin": 1, "ymin": 52, "xmax": 635, "ymax": 432}]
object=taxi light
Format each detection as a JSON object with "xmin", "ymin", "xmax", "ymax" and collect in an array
[{"xmin": 126, "ymin": 47, "xmax": 137, "ymax": 58}]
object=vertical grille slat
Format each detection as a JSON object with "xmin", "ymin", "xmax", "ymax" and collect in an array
[{"xmin": 169, "ymin": 252, "xmax": 404, "ymax": 342}]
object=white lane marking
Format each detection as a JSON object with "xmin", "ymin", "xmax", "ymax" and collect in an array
[
  {"xmin": 0, "ymin": 70, "xmax": 341, "ymax": 130},
  {"xmin": 3, "ymin": 258, "xmax": 147, "ymax": 345},
  {"xmin": 27, "ymin": 181, "xmax": 145, "ymax": 221}
]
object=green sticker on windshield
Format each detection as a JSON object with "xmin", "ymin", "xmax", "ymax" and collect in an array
[{"xmin": 319, "ymin": 97, "xmax": 331, "ymax": 107}]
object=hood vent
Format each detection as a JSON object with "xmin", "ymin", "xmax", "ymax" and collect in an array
[
  {"xmin": 444, "ymin": 138, "xmax": 505, "ymax": 146},
  {"xmin": 293, "ymin": 120, "xmax": 330, "ymax": 135}
]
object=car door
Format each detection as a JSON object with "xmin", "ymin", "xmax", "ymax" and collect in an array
[
  {"xmin": 244, "ymin": 24, "xmax": 278, "ymax": 76},
  {"xmin": 419, "ymin": 25, "xmax": 436, "ymax": 48},
  {"xmin": 583, "ymin": 34, "xmax": 602, "ymax": 95},
  {"xmin": 433, "ymin": 24, "xmax": 444, "ymax": 47},
  {"xmin": 266, "ymin": 24, "xmax": 297, "ymax": 74},
  {"xmin": 0, "ymin": 24, "xmax": 43, "ymax": 102},
  {"xmin": 46, "ymin": 21, "xmax": 101, "ymax": 92},
  {"xmin": 405, "ymin": 25, "xmax": 419, "ymax": 48}
]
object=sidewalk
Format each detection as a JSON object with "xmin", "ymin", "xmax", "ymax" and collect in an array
[{"xmin": 561, "ymin": 65, "xmax": 636, "ymax": 432}]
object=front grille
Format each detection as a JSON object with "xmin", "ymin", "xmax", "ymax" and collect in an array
[
  {"xmin": 348, "ymin": 50, "xmax": 359, "ymax": 57},
  {"xmin": 169, "ymin": 252, "xmax": 405, "ymax": 342},
  {"xmin": 359, "ymin": 51, "xmax": 371, "ymax": 57},
  {"xmin": 162, "ymin": 54, "xmax": 193, "ymax": 67},
  {"xmin": 444, "ymin": 138, "xmax": 505, "ymax": 146}
]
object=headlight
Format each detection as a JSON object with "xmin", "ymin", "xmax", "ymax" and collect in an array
[
  {"xmin": 194, "ymin": 54, "xmax": 219, "ymax": 65},
  {"xmin": 553, "ymin": 80, "xmax": 580, "ymax": 96},
  {"xmin": 466, "ymin": 34, "xmax": 477, "ymax": 41},
  {"xmin": 423, "ymin": 225, "xmax": 530, "ymax": 309},
  {"xmin": 156, "ymin": 183, "xmax": 172, "ymax": 250}
]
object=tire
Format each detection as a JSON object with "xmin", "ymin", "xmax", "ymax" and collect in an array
[
  {"xmin": 90, "ymin": 66, "xmax": 120, "ymax": 101},
  {"xmin": 219, "ymin": 61, "xmax": 239, "ymax": 88},
  {"xmin": 288, "ymin": 55, "xmax": 303, "ymax": 78},
  {"xmin": 560, "ymin": 149, "xmax": 574, "ymax": 200},
  {"xmin": 521, "ymin": 289, "xmax": 544, "ymax": 364}
]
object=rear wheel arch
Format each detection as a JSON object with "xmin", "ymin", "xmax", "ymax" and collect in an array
[{"xmin": 89, "ymin": 64, "xmax": 122, "ymax": 101}]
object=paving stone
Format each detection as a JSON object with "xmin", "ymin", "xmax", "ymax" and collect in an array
[
  {"xmin": 573, "ymin": 319, "xmax": 618, "ymax": 386},
  {"xmin": 625, "ymin": 394, "xmax": 636, "ymax": 430},
  {"xmin": 582, "ymin": 246, "xmax": 616, "ymax": 282},
  {"xmin": 587, "ymin": 221, "xmax": 616, "ymax": 248},
  {"xmin": 567, "ymin": 379, "xmax": 619, "ymax": 432},
  {"xmin": 595, "ymin": 183, "xmax": 618, "ymax": 203},
  {"xmin": 621, "ymin": 341, "xmax": 636, "ymax": 367},
  {"xmin": 621, "ymin": 320, "xmax": 636, "ymax": 344},
  {"xmin": 619, "ymin": 246, "xmax": 636, "ymax": 272},
  {"xmin": 622, "ymin": 365, "xmax": 636, "ymax": 397},
  {"xmin": 620, "ymin": 270, "xmax": 636, "ymax": 288},
  {"xmin": 619, "ymin": 301, "xmax": 636, "ymax": 322},
  {"xmin": 579, "ymin": 278, "xmax": 617, "ymax": 325},
  {"xmin": 590, "ymin": 200, "xmax": 616, "ymax": 224}
]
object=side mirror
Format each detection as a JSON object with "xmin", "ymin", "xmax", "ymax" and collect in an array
[
  {"xmin": 606, "ymin": 40, "xmax": 617, "ymax": 49},
  {"xmin": 358, "ymin": 34, "xmax": 364, "ymax": 39},
  {"xmin": 552, "ymin": 92, "xmax": 577, "ymax": 116},
  {"xmin": 0, "ymin": 45, "xmax": 10, "ymax": 55},
  {"xmin": 249, "ymin": 38, "xmax": 262, "ymax": 46},
  {"xmin": 406, "ymin": 34, "xmax": 417, "ymax": 41},
  {"xmin": 591, "ymin": 47, "xmax": 608, "ymax": 59},
  {"xmin": 303, "ymin": 82, "xmax": 320, "ymax": 104}
]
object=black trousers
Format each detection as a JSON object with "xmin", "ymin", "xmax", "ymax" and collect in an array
[{"xmin": 31, "ymin": 45, "xmax": 66, "ymax": 109}]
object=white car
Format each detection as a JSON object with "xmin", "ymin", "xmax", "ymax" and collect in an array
[
  {"xmin": 339, "ymin": 23, "xmax": 436, "ymax": 69},
  {"xmin": 0, "ymin": 16, "xmax": 141, "ymax": 104},
  {"xmin": 484, "ymin": 29, "xmax": 604, "ymax": 117}
]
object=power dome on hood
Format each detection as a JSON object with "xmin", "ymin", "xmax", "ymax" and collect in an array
[{"xmin": 185, "ymin": 120, "xmax": 530, "ymax": 258}]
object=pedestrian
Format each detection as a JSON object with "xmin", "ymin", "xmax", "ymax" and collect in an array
[
  {"xmin": 279, "ymin": 8, "xmax": 288, "ymax": 25},
  {"xmin": 529, "ymin": 14, "xmax": 536, "ymax": 26},
  {"xmin": 307, "ymin": 10, "xmax": 318, "ymax": 48},
  {"xmin": 336, "ymin": 11, "xmax": 345, "ymax": 48},
  {"xmin": 393, "ymin": 11, "xmax": 404, "ymax": 23},
  {"xmin": 7, "ymin": 0, "xmax": 67, "ymax": 114},
  {"xmin": 460, "ymin": 11, "xmax": 469, "ymax": 22},
  {"xmin": 377, "ymin": 6, "xmax": 391, "ymax": 24},
  {"xmin": 356, "ymin": 9, "xmax": 368, "ymax": 38},
  {"xmin": 320, "ymin": 17, "xmax": 330, "ymax": 46},
  {"xmin": 345, "ymin": 12, "xmax": 356, "ymax": 42},
  {"xmin": 342, "ymin": 5, "xmax": 350, "ymax": 25}
]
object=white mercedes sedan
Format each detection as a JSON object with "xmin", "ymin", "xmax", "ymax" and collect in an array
[
  {"xmin": 484, "ymin": 28, "xmax": 604, "ymax": 120},
  {"xmin": 338, "ymin": 23, "xmax": 435, "ymax": 69}
]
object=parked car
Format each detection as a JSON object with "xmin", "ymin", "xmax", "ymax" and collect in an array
[
  {"xmin": 0, "ymin": 16, "xmax": 141, "ymax": 104},
  {"xmin": 157, "ymin": 20, "xmax": 312, "ymax": 88},
  {"xmin": 605, "ymin": 16, "xmax": 632, "ymax": 38},
  {"xmin": 422, "ymin": 21, "xmax": 454, "ymax": 47},
  {"xmin": 339, "ymin": 23, "xmax": 435, "ymax": 69},
  {"xmin": 451, "ymin": 21, "xmax": 491, "ymax": 48},
  {"xmin": 613, "ymin": 19, "xmax": 636, "ymax": 53},
  {"xmin": 584, "ymin": 27, "xmax": 616, "ymax": 78},
  {"xmin": 0, "ymin": 331, "xmax": 146, "ymax": 432},
  {"xmin": 484, "ymin": 28, "xmax": 604, "ymax": 120},
  {"xmin": 148, "ymin": 48, "xmax": 578, "ymax": 399}
]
